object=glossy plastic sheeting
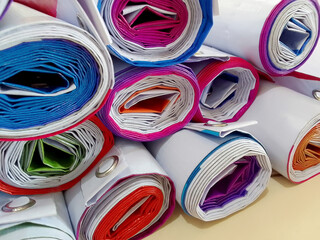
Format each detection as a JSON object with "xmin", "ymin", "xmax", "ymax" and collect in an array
[
  {"xmin": 204, "ymin": 0, "xmax": 320, "ymax": 76},
  {"xmin": 98, "ymin": 62, "xmax": 200, "ymax": 141},
  {"xmin": 0, "ymin": 116, "xmax": 114, "ymax": 195},
  {"xmin": 65, "ymin": 138, "xmax": 175, "ymax": 240},
  {"xmin": 98, "ymin": 0, "xmax": 212, "ymax": 66},
  {"xmin": 0, "ymin": 192, "xmax": 75, "ymax": 240},
  {"xmin": 0, "ymin": 2, "xmax": 114, "ymax": 140},
  {"xmin": 186, "ymin": 53, "xmax": 259, "ymax": 123},
  {"xmin": 240, "ymin": 80, "xmax": 320, "ymax": 183},
  {"xmin": 146, "ymin": 129, "xmax": 271, "ymax": 221}
]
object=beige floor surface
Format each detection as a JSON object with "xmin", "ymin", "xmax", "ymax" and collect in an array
[{"xmin": 146, "ymin": 174, "xmax": 320, "ymax": 240}]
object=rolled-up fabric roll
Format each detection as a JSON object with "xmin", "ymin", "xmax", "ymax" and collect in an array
[
  {"xmin": 96, "ymin": 0, "xmax": 212, "ymax": 66},
  {"xmin": 0, "ymin": 192, "xmax": 75, "ymax": 240},
  {"xmin": 186, "ymin": 47, "xmax": 259, "ymax": 123},
  {"xmin": 240, "ymin": 80, "xmax": 320, "ymax": 183},
  {"xmin": 65, "ymin": 137, "xmax": 175, "ymax": 240},
  {"xmin": 146, "ymin": 129, "xmax": 271, "ymax": 221},
  {"xmin": 0, "ymin": 0, "xmax": 12, "ymax": 20},
  {"xmin": 204, "ymin": 0, "xmax": 320, "ymax": 76},
  {"xmin": 98, "ymin": 61, "xmax": 200, "ymax": 141},
  {"xmin": 0, "ymin": 116, "xmax": 114, "ymax": 195},
  {"xmin": 0, "ymin": 2, "xmax": 114, "ymax": 140}
]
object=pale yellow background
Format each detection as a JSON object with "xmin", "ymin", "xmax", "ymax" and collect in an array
[{"xmin": 146, "ymin": 174, "xmax": 320, "ymax": 240}]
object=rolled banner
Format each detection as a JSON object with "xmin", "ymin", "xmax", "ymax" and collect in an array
[
  {"xmin": 186, "ymin": 46, "xmax": 259, "ymax": 123},
  {"xmin": 96, "ymin": 0, "xmax": 212, "ymax": 66},
  {"xmin": 98, "ymin": 61, "xmax": 200, "ymax": 141},
  {"xmin": 0, "ymin": 116, "xmax": 114, "ymax": 195},
  {"xmin": 0, "ymin": 0, "xmax": 12, "ymax": 20},
  {"xmin": 240, "ymin": 80, "xmax": 320, "ymax": 183},
  {"xmin": 145, "ymin": 129, "xmax": 271, "ymax": 221},
  {"xmin": 271, "ymin": 44, "xmax": 320, "ymax": 99},
  {"xmin": 64, "ymin": 137, "xmax": 175, "ymax": 240},
  {"xmin": 204, "ymin": 0, "xmax": 320, "ymax": 76},
  {"xmin": 0, "ymin": 2, "xmax": 114, "ymax": 140},
  {"xmin": 0, "ymin": 192, "xmax": 74, "ymax": 240}
]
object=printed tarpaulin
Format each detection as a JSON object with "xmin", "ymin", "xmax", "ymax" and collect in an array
[
  {"xmin": 204, "ymin": 0, "xmax": 320, "ymax": 76},
  {"xmin": 240, "ymin": 80, "xmax": 320, "ymax": 183},
  {"xmin": 0, "ymin": 2, "xmax": 114, "ymax": 140},
  {"xmin": 0, "ymin": 192, "xmax": 75, "ymax": 240},
  {"xmin": 0, "ymin": 0, "xmax": 12, "ymax": 20},
  {"xmin": 271, "ymin": 43, "xmax": 320, "ymax": 99},
  {"xmin": 96, "ymin": 0, "xmax": 212, "ymax": 66},
  {"xmin": 0, "ymin": 116, "xmax": 114, "ymax": 195},
  {"xmin": 146, "ymin": 129, "xmax": 271, "ymax": 221},
  {"xmin": 65, "ymin": 137, "xmax": 175, "ymax": 240},
  {"xmin": 98, "ymin": 61, "xmax": 200, "ymax": 141}
]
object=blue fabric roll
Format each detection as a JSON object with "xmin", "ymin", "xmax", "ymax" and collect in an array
[{"xmin": 0, "ymin": 39, "xmax": 100, "ymax": 130}]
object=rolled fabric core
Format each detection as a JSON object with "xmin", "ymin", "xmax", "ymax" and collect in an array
[
  {"xmin": 293, "ymin": 123, "xmax": 320, "ymax": 170},
  {"xmin": 92, "ymin": 186, "xmax": 164, "ymax": 240},
  {"xmin": 99, "ymin": 0, "xmax": 212, "ymax": 66},
  {"xmin": 190, "ymin": 57, "xmax": 259, "ymax": 123},
  {"xmin": 260, "ymin": 0, "xmax": 320, "ymax": 74},
  {"xmin": 0, "ymin": 116, "xmax": 114, "ymax": 195},
  {"xmin": 99, "ymin": 64, "xmax": 200, "ymax": 141},
  {"xmin": 200, "ymin": 156, "xmax": 260, "ymax": 211},
  {"xmin": 111, "ymin": 0, "xmax": 187, "ymax": 48}
]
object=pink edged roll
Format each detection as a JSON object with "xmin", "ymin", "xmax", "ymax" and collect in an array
[{"xmin": 98, "ymin": 62, "xmax": 200, "ymax": 141}]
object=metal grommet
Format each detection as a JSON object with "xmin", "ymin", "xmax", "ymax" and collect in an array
[
  {"xmin": 2, "ymin": 197, "xmax": 36, "ymax": 213},
  {"xmin": 312, "ymin": 90, "xmax": 320, "ymax": 101},
  {"xmin": 95, "ymin": 155, "xmax": 119, "ymax": 178},
  {"xmin": 204, "ymin": 121, "xmax": 228, "ymax": 127}
]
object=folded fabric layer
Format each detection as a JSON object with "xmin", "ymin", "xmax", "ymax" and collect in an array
[
  {"xmin": 97, "ymin": 0, "xmax": 212, "ymax": 66},
  {"xmin": 271, "ymin": 44, "xmax": 320, "ymax": 99},
  {"xmin": 204, "ymin": 0, "xmax": 320, "ymax": 76},
  {"xmin": 14, "ymin": 0, "xmax": 57, "ymax": 17},
  {"xmin": 0, "ymin": 0, "xmax": 12, "ymax": 20},
  {"xmin": 0, "ymin": 2, "xmax": 114, "ymax": 140},
  {"xmin": 0, "ymin": 192, "xmax": 75, "ymax": 240},
  {"xmin": 240, "ymin": 80, "xmax": 320, "ymax": 183},
  {"xmin": 146, "ymin": 129, "xmax": 271, "ymax": 221},
  {"xmin": 0, "ymin": 116, "xmax": 114, "ymax": 195},
  {"xmin": 186, "ymin": 51, "xmax": 259, "ymax": 123},
  {"xmin": 98, "ymin": 62, "xmax": 200, "ymax": 141},
  {"xmin": 65, "ymin": 137, "xmax": 175, "ymax": 240}
]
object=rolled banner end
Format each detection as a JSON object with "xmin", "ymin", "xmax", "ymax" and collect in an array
[
  {"xmin": 192, "ymin": 57, "xmax": 259, "ymax": 123},
  {"xmin": 100, "ymin": 0, "xmax": 213, "ymax": 66},
  {"xmin": 0, "ymin": 0, "xmax": 12, "ymax": 20},
  {"xmin": 73, "ymin": 139, "xmax": 176, "ymax": 240},
  {"xmin": 99, "ymin": 64, "xmax": 200, "ymax": 141},
  {"xmin": 0, "ymin": 2, "xmax": 114, "ymax": 140},
  {"xmin": 288, "ymin": 121, "xmax": 320, "ymax": 183},
  {"xmin": 260, "ymin": 0, "xmax": 320, "ymax": 75},
  {"xmin": 0, "ymin": 116, "xmax": 114, "ymax": 195},
  {"xmin": 181, "ymin": 135, "xmax": 271, "ymax": 221}
]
